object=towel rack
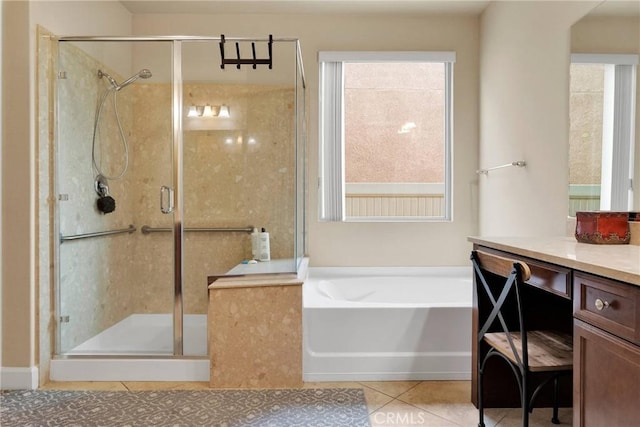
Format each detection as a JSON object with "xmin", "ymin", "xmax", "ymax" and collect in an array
[
  {"xmin": 219, "ymin": 34, "xmax": 273, "ymax": 70},
  {"xmin": 477, "ymin": 161, "xmax": 526, "ymax": 175}
]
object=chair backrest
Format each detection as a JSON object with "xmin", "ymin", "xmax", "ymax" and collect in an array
[{"xmin": 471, "ymin": 250, "xmax": 532, "ymax": 369}]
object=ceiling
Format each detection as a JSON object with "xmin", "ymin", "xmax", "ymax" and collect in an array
[
  {"xmin": 119, "ymin": 0, "xmax": 492, "ymax": 15},
  {"xmin": 120, "ymin": 0, "xmax": 640, "ymax": 17},
  {"xmin": 589, "ymin": 0, "xmax": 640, "ymax": 16}
]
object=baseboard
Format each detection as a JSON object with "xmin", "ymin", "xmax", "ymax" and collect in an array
[
  {"xmin": 303, "ymin": 351, "xmax": 471, "ymax": 382},
  {"xmin": 303, "ymin": 371, "xmax": 471, "ymax": 382},
  {"xmin": 0, "ymin": 366, "xmax": 39, "ymax": 390}
]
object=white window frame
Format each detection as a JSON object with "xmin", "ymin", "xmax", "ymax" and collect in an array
[
  {"xmin": 318, "ymin": 51, "xmax": 455, "ymax": 222},
  {"xmin": 570, "ymin": 53, "xmax": 638, "ymax": 212}
]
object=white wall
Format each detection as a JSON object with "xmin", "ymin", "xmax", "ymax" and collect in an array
[
  {"xmin": 133, "ymin": 12, "xmax": 481, "ymax": 267},
  {"xmin": 30, "ymin": 0, "xmax": 133, "ymax": 75},
  {"xmin": 479, "ymin": 1, "xmax": 598, "ymax": 237},
  {"xmin": 30, "ymin": 0, "xmax": 131, "ymax": 36}
]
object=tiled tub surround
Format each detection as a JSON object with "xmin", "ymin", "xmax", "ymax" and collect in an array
[
  {"xmin": 208, "ymin": 266, "xmax": 306, "ymax": 388},
  {"xmin": 303, "ymin": 267, "xmax": 473, "ymax": 382},
  {"xmin": 53, "ymin": 43, "xmax": 297, "ymax": 354}
]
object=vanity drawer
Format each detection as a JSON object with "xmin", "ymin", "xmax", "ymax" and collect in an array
[
  {"xmin": 573, "ymin": 272, "xmax": 640, "ymax": 345},
  {"xmin": 477, "ymin": 246, "xmax": 572, "ymax": 298}
]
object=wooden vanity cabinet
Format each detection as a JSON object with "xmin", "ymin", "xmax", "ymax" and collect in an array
[
  {"xmin": 573, "ymin": 272, "xmax": 640, "ymax": 426},
  {"xmin": 469, "ymin": 237, "xmax": 640, "ymax": 422}
]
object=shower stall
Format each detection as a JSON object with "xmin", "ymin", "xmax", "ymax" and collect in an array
[{"xmin": 49, "ymin": 36, "xmax": 306, "ymax": 380}]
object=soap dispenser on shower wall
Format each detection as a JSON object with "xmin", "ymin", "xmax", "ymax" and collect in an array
[{"xmin": 258, "ymin": 228, "xmax": 271, "ymax": 261}]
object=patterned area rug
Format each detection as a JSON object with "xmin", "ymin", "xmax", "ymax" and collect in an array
[{"xmin": 0, "ymin": 388, "xmax": 370, "ymax": 427}]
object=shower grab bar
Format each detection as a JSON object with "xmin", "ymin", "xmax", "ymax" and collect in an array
[
  {"xmin": 141, "ymin": 225, "xmax": 254, "ymax": 234},
  {"xmin": 60, "ymin": 224, "xmax": 136, "ymax": 243}
]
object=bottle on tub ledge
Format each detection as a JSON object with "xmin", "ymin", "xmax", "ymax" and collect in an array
[
  {"xmin": 258, "ymin": 227, "xmax": 271, "ymax": 261},
  {"xmin": 251, "ymin": 227, "xmax": 259, "ymax": 260}
]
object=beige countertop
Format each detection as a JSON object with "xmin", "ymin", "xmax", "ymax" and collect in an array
[{"xmin": 468, "ymin": 236, "xmax": 640, "ymax": 286}]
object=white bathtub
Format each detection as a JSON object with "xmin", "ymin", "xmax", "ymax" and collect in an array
[{"xmin": 303, "ymin": 267, "xmax": 472, "ymax": 381}]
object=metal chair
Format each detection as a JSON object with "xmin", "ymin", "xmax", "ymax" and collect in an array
[{"xmin": 471, "ymin": 250, "xmax": 573, "ymax": 427}]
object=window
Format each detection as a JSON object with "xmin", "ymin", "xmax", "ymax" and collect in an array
[
  {"xmin": 569, "ymin": 53, "xmax": 637, "ymax": 216},
  {"xmin": 318, "ymin": 51, "xmax": 455, "ymax": 221}
]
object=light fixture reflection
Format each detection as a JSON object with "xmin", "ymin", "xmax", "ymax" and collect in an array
[
  {"xmin": 186, "ymin": 103, "xmax": 231, "ymax": 118},
  {"xmin": 187, "ymin": 105, "xmax": 199, "ymax": 117},
  {"xmin": 221, "ymin": 135, "xmax": 258, "ymax": 146},
  {"xmin": 218, "ymin": 104, "xmax": 230, "ymax": 118},
  {"xmin": 202, "ymin": 104, "xmax": 214, "ymax": 117}
]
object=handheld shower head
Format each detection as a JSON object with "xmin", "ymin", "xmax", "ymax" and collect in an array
[
  {"xmin": 98, "ymin": 68, "xmax": 152, "ymax": 91},
  {"xmin": 98, "ymin": 70, "xmax": 118, "ymax": 88},
  {"xmin": 115, "ymin": 69, "xmax": 153, "ymax": 91},
  {"xmin": 138, "ymin": 69, "xmax": 152, "ymax": 79}
]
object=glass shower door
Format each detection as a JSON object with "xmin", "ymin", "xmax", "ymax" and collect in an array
[
  {"xmin": 179, "ymin": 39, "xmax": 301, "ymax": 357},
  {"xmin": 56, "ymin": 40, "xmax": 176, "ymax": 356}
]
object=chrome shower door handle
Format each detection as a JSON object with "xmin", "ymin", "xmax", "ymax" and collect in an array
[{"xmin": 160, "ymin": 186, "xmax": 174, "ymax": 214}]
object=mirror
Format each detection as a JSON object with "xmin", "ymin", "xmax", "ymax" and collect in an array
[{"xmin": 569, "ymin": 1, "xmax": 640, "ymax": 215}]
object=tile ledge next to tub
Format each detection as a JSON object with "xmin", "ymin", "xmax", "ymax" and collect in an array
[{"xmin": 208, "ymin": 258, "xmax": 308, "ymax": 290}]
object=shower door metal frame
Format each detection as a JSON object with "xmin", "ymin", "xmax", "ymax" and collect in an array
[
  {"xmin": 171, "ymin": 40, "xmax": 184, "ymax": 356},
  {"xmin": 54, "ymin": 35, "xmax": 305, "ymax": 359}
]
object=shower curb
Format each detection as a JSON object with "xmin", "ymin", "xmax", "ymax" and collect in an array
[{"xmin": 50, "ymin": 358, "xmax": 209, "ymax": 382}]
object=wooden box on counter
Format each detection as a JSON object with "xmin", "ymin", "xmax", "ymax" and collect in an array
[{"xmin": 575, "ymin": 211, "xmax": 630, "ymax": 244}]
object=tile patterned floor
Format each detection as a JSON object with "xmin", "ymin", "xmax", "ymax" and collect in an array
[{"xmin": 41, "ymin": 380, "xmax": 573, "ymax": 426}]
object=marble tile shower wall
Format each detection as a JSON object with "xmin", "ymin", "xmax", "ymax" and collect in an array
[
  {"xmin": 132, "ymin": 83, "xmax": 296, "ymax": 314},
  {"xmin": 57, "ymin": 43, "xmax": 137, "ymax": 351},
  {"xmin": 56, "ymin": 43, "xmax": 296, "ymax": 351}
]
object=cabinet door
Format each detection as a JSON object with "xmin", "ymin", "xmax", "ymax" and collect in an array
[{"xmin": 574, "ymin": 319, "xmax": 640, "ymax": 426}]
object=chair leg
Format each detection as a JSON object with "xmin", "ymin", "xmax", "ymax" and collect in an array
[
  {"xmin": 478, "ymin": 364, "xmax": 486, "ymax": 427},
  {"xmin": 521, "ymin": 373, "xmax": 529, "ymax": 427},
  {"xmin": 551, "ymin": 376, "xmax": 560, "ymax": 424}
]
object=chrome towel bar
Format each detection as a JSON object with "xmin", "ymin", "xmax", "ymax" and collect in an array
[
  {"xmin": 60, "ymin": 224, "xmax": 136, "ymax": 243},
  {"xmin": 141, "ymin": 225, "xmax": 254, "ymax": 234},
  {"xmin": 477, "ymin": 160, "xmax": 526, "ymax": 175}
]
